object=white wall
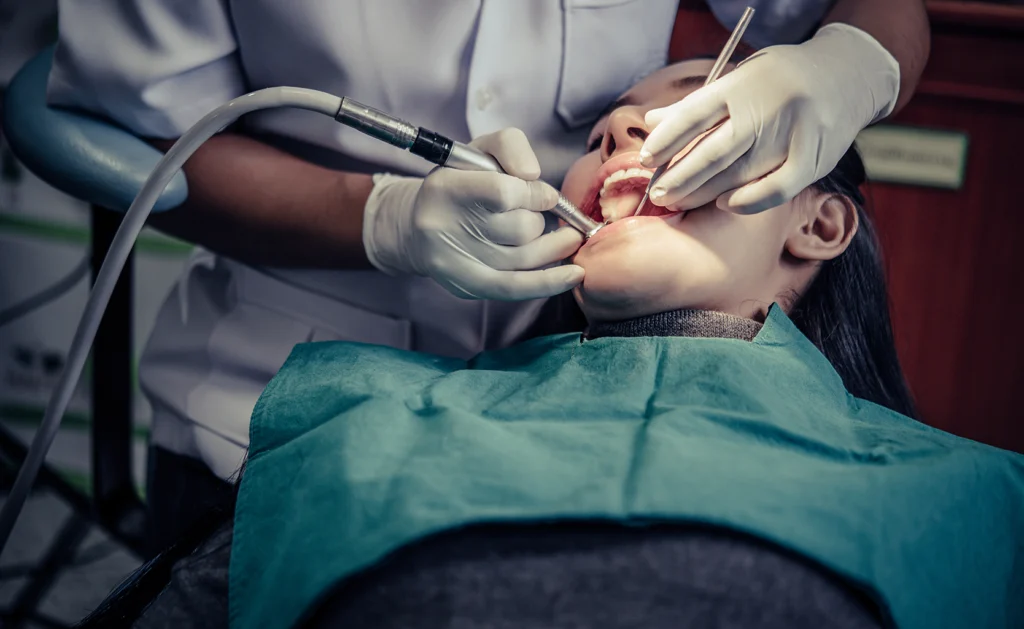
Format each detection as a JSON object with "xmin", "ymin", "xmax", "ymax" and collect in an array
[{"xmin": 0, "ymin": 145, "xmax": 190, "ymax": 487}]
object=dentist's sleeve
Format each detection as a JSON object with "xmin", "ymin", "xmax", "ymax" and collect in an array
[
  {"xmin": 705, "ymin": 0, "xmax": 835, "ymax": 48},
  {"xmin": 47, "ymin": 0, "xmax": 246, "ymax": 139}
]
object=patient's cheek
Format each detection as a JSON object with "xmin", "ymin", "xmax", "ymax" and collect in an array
[{"xmin": 560, "ymin": 154, "xmax": 600, "ymax": 209}]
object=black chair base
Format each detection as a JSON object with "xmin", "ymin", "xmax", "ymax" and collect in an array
[{"xmin": 89, "ymin": 206, "xmax": 146, "ymax": 557}]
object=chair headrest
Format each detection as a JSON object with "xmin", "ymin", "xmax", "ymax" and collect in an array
[{"xmin": 2, "ymin": 45, "xmax": 187, "ymax": 213}]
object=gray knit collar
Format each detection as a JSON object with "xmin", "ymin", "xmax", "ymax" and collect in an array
[{"xmin": 584, "ymin": 309, "xmax": 763, "ymax": 342}]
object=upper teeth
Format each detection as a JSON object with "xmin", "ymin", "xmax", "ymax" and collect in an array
[{"xmin": 599, "ymin": 168, "xmax": 652, "ymax": 197}]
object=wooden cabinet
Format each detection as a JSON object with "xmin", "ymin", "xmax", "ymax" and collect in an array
[{"xmin": 670, "ymin": 1, "xmax": 1024, "ymax": 453}]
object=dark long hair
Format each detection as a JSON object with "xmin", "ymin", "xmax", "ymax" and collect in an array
[
  {"xmin": 75, "ymin": 484, "xmax": 240, "ymax": 628},
  {"xmin": 790, "ymin": 146, "xmax": 918, "ymax": 419}
]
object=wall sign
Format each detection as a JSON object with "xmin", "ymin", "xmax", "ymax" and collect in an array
[{"xmin": 854, "ymin": 125, "xmax": 969, "ymax": 190}]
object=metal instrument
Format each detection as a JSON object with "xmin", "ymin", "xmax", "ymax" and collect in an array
[
  {"xmin": 336, "ymin": 99, "xmax": 605, "ymax": 239},
  {"xmin": 634, "ymin": 6, "xmax": 755, "ymax": 216}
]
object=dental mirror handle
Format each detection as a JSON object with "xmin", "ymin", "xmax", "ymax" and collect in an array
[
  {"xmin": 634, "ymin": 6, "xmax": 755, "ymax": 216},
  {"xmin": 336, "ymin": 98, "xmax": 604, "ymax": 239}
]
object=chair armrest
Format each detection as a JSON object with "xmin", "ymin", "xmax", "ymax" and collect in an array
[{"xmin": 1, "ymin": 45, "xmax": 187, "ymax": 213}]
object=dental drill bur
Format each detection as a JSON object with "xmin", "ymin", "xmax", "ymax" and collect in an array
[
  {"xmin": 336, "ymin": 99, "xmax": 605, "ymax": 239},
  {"xmin": 633, "ymin": 6, "xmax": 755, "ymax": 216}
]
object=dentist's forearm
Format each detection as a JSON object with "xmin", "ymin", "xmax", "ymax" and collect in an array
[
  {"xmin": 146, "ymin": 134, "xmax": 376, "ymax": 268},
  {"xmin": 823, "ymin": 0, "xmax": 931, "ymax": 115}
]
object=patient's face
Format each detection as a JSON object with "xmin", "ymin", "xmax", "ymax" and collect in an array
[{"xmin": 562, "ymin": 59, "xmax": 804, "ymax": 322}]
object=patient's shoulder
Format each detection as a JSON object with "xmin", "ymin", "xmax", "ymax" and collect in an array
[{"xmin": 849, "ymin": 395, "xmax": 1024, "ymax": 471}]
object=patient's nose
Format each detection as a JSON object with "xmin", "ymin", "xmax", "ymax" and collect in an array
[{"xmin": 601, "ymin": 108, "xmax": 649, "ymax": 162}]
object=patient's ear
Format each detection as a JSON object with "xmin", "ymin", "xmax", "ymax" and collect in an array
[{"xmin": 785, "ymin": 190, "xmax": 859, "ymax": 262}]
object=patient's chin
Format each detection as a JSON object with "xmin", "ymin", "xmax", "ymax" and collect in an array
[
  {"xmin": 573, "ymin": 271, "xmax": 675, "ymax": 323},
  {"xmin": 572, "ymin": 256, "xmax": 730, "ymax": 323}
]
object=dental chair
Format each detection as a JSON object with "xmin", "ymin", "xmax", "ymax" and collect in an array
[{"xmin": 0, "ymin": 44, "xmax": 186, "ymax": 624}]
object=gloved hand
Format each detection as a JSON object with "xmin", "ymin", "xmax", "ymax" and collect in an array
[
  {"xmin": 363, "ymin": 128, "xmax": 585, "ymax": 300},
  {"xmin": 640, "ymin": 23, "xmax": 900, "ymax": 214}
]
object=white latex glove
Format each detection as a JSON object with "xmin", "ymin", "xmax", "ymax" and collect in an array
[
  {"xmin": 640, "ymin": 23, "xmax": 900, "ymax": 214},
  {"xmin": 363, "ymin": 128, "xmax": 585, "ymax": 300}
]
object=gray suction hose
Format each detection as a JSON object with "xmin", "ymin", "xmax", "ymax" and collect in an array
[{"xmin": 0, "ymin": 87, "xmax": 343, "ymax": 556}]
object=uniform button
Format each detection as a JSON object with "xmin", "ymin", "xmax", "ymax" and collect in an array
[{"xmin": 475, "ymin": 87, "xmax": 494, "ymax": 111}]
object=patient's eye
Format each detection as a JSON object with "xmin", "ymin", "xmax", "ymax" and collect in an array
[{"xmin": 587, "ymin": 136, "xmax": 602, "ymax": 153}]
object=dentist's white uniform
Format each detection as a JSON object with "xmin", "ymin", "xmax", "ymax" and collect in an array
[{"xmin": 48, "ymin": 0, "xmax": 837, "ymax": 479}]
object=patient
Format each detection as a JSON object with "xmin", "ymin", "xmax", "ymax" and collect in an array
[
  {"xmin": 82, "ymin": 59, "xmax": 1023, "ymax": 629},
  {"xmin": 561, "ymin": 57, "xmax": 915, "ymax": 419}
]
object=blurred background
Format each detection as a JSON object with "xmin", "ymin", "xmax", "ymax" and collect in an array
[
  {"xmin": 0, "ymin": 0, "xmax": 1022, "ymax": 626},
  {"xmin": 0, "ymin": 0, "xmax": 191, "ymax": 624}
]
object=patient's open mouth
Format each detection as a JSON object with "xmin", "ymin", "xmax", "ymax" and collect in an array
[
  {"xmin": 579, "ymin": 153, "xmax": 680, "ymax": 223},
  {"xmin": 600, "ymin": 174, "xmax": 675, "ymax": 220}
]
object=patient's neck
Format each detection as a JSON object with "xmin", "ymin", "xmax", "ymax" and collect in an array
[{"xmin": 584, "ymin": 309, "xmax": 762, "ymax": 341}]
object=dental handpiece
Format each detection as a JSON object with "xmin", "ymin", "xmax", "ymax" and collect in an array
[{"xmin": 336, "ymin": 98, "xmax": 604, "ymax": 239}]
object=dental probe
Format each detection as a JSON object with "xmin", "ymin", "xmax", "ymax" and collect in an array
[
  {"xmin": 634, "ymin": 6, "xmax": 755, "ymax": 216},
  {"xmin": 336, "ymin": 99, "xmax": 605, "ymax": 239}
]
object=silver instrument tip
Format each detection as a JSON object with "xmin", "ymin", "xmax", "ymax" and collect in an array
[
  {"xmin": 634, "ymin": 164, "xmax": 664, "ymax": 216},
  {"xmin": 633, "ymin": 188, "xmax": 651, "ymax": 217},
  {"xmin": 584, "ymin": 222, "xmax": 607, "ymax": 240}
]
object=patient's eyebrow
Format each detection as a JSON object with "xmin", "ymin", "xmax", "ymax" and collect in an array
[{"xmin": 671, "ymin": 75, "xmax": 709, "ymax": 89}]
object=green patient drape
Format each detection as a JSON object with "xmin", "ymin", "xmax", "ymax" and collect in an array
[{"xmin": 230, "ymin": 306, "xmax": 1024, "ymax": 629}]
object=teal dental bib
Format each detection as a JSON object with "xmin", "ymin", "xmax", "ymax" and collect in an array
[{"xmin": 230, "ymin": 307, "xmax": 1024, "ymax": 629}]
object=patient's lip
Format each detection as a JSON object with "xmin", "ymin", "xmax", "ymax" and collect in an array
[{"xmin": 582, "ymin": 211, "xmax": 686, "ymax": 248}]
